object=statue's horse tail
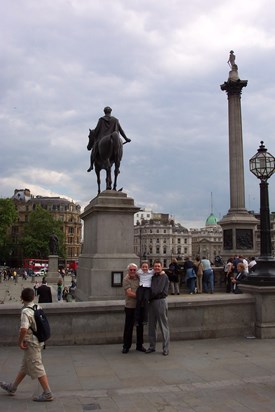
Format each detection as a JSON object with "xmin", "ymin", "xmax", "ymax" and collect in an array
[
  {"xmin": 110, "ymin": 132, "xmax": 123, "ymax": 191},
  {"xmin": 110, "ymin": 132, "xmax": 123, "ymax": 164}
]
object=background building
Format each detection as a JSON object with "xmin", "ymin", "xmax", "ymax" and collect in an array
[
  {"xmin": 134, "ymin": 209, "xmax": 191, "ymax": 268},
  {"xmin": 10, "ymin": 188, "xmax": 82, "ymax": 266}
]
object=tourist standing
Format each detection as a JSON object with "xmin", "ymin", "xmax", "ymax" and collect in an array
[
  {"xmin": 122, "ymin": 263, "xmax": 145, "ymax": 353},
  {"xmin": 201, "ymin": 256, "xmax": 214, "ymax": 293},
  {"xmin": 168, "ymin": 258, "xmax": 180, "ymax": 295},
  {"xmin": 37, "ymin": 278, "xmax": 52, "ymax": 303},
  {"xmin": 184, "ymin": 257, "xmax": 196, "ymax": 294},
  {"xmin": 193, "ymin": 256, "xmax": 203, "ymax": 294},
  {"xmin": 146, "ymin": 260, "xmax": 170, "ymax": 356}
]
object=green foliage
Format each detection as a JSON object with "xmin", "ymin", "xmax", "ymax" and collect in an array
[
  {"xmin": 0, "ymin": 198, "xmax": 18, "ymax": 247},
  {"xmin": 21, "ymin": 205, "xmax": 65, "ymax": 259}
]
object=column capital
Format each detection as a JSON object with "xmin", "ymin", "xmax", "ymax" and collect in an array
[{"xmin": 220, "ymin": 79, "xmax": 248, "ymax": 96}]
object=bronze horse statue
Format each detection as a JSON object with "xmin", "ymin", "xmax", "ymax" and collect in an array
[{"xmin": 87, "ymin": 129, "xmax": 123, "ymax": 194}]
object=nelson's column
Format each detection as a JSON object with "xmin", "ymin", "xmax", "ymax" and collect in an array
[{"xmin": 219, "ymin": 51, "xmax": 258, "ymax": 258}]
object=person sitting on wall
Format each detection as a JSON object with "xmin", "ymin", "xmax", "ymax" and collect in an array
[{"xmin": 231, "ymin": 262, "xmax": 247, "ymax": 294}]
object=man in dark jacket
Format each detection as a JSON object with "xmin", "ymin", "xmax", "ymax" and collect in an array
[
  {"xmin": 146, "ymin": 260, "xmax": 170, "ymax": 356},
  {"xmin": 37, "ymin": 278, "xmax": 52, "ymax": 303}
]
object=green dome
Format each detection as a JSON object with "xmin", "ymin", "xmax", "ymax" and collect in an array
[{"xmin": 205, "ymin": 213, "xmax": 218, "ymax": 226}]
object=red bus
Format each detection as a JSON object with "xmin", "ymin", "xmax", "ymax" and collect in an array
[{"xmin": 23, "ymin": 258, "xmax": 48, "ymax": 274}]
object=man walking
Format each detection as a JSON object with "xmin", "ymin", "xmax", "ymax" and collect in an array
[
  {"xmin": 0, "ymin": 288, "xmax": 53, "ymax": 401},
  {"xmin": 146, "ymin": 260, "xmax": 170, "ymax": 356}
]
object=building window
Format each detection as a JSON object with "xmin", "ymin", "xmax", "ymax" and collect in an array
[{"xmin": 177, "ymin": 238, "xmax": 181, "ymax": 244}]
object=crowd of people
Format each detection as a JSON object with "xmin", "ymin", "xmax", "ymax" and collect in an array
[
  {"xmin": 165, "ymin": 255, "xmax": 257, "ymax": 296},
  {"xmin": 166, "ymin": 256, "xmax": 214, "ymax": 295}
]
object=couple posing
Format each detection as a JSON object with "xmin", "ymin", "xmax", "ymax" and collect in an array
[{"xmin": 122, "ymin": 260, "xmax": 170, "ymax": 356}]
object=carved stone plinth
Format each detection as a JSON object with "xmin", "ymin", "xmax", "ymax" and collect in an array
[
  {"xmin": 46, "ymin": 255, "xmax": 60, "ymax": 284},
  {"xmin": 76, "ymin": 190, "xmax": 139, "ymax": 301}
]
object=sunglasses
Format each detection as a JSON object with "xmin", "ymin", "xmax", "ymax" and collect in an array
[{"xmin": 129, "ymin": 269, "xmax": 136, "ymax": 271}]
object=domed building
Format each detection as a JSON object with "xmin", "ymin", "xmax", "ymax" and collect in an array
[
  {"xmin": 206, "ymin": 212, "xmax": 218, "ymax": 226},
  {"xmin": 190, "ymin": 212, "xmax": 222, "ymax": 264}
]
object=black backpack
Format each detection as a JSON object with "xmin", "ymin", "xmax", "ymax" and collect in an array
[{"xmin": 28, "ymin": 304, "xmax": 51, "ymax": 343}]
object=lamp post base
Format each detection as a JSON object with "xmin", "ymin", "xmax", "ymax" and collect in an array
[{"xmin": 242, "ymin": 257, "xmax": 275, "ymax": 286}]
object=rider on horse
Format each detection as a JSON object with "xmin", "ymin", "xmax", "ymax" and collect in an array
[{"xmin": 87, "ymin": 106, "xmax": 131, "ymax": 172}]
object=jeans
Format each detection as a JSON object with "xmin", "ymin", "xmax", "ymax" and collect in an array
[{"xmin": 203, "ymin": 269, "xmax": 214, "ymax": 293}]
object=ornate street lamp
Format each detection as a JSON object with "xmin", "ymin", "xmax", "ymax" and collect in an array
[{"xmin": 244, "ymin": 141, "xmax": 275, "ymax": 284}]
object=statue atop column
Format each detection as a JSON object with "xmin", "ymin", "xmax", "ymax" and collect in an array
[{"xmin": 227, "ymin": 50, "xmax": 239, "ymax": 81}]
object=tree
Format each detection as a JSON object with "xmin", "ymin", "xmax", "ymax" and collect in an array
[
  {"xmin": 21, "ymin": 205, "xmax": 65, "ymax": 259},
  {"xmin": 0, "ymin": 198, "xmax": 18, "ymax": 264}
]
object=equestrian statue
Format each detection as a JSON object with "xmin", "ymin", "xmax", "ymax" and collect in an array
[{"xmin": 87, "ymin": 107, "xmax": 131, "ymax": 194}]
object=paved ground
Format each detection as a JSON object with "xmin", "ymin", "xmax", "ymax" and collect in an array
[
  {"xmin": 2, "ymin": 278, "xmax": 275, "ymax": 411},
  {"xmin": 0, "ymin": 276, "xmax": 72, "ymax": 304},
  {"xmin": 1, "ymin": 337, "xmax": 275, "ymax": 411}
]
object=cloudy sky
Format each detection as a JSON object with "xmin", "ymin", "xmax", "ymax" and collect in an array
[{"xmin": 1, "ymin": 0, "xmax": 274, "ymax": 228}]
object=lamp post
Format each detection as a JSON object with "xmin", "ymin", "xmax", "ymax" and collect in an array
[{"xmin": 244, "ymin": 141, "xmax": 275, "ymax": 284}]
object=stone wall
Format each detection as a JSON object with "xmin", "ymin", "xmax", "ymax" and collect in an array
[{"xmin": 0, "ymin": 294, "xmax": 255, "ymax": 346}]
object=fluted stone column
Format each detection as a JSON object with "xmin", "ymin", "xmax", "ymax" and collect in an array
[{"xmin": 219, "ymin": 53, "xmax": 258, "ymax": 258}]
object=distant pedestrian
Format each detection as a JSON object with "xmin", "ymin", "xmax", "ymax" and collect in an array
[
  {"xmin": 193, "ymin": 256, "xmax": 203, "ymax": 294},
  {"xmin": 0, "ymin": 287, "xmax": 53, "ymax": 402},
  {"xmin": 167, "ymin": 258, "xmax": 180, "ymax": 295},
  {"xmin": 231, "ymin": 262, "xmax": 247, "ymax": 294},
  {"xmin": 37, "ymin": 278, "xmax": 52, "ymax": 303},
  {"xmin": 33, "ymin": 281, "xmax": 40, "ymax": 296},
  {"xmin": 224, "ymin": 258, "xmax": 234, "ymax": 293},
  {"xmin": 248, "ymin": 257, "xmax": 257, "ymax": 273},
  {"xmin": 184, "ymin": 257, "xmax": 196, "ymax": 294},
  {"xmin": 201, "ymin": 256, "xmax": 214, "ymax": 293},
  {"xmin": 57, "ymin": 279, "xmax": 63, "ymax": 301}
]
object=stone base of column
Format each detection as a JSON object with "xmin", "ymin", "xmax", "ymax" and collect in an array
[{"xmin": 219, "ymin": 209, "xmax": 258, "ymax": 259}]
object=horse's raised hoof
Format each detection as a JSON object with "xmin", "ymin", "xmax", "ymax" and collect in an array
[{"xmin": 87, "ymin": 166, "xmax": 93, "ymax": 172}]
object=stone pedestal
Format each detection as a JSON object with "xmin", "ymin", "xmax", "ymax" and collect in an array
[
  {"xmin": 240, "ymin": 284, "xmax": 275, "ymax": 338},
  {"xmin": 46, "ymin": 255, "xmax": 60, "ymax": 283},
  {"xmin": 219, "ymin": 211, "xmax": 258, "ymax": 260},
  {"xmin": 76, "ymin": 190, "xmax": 140, "ymax": 301}
]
